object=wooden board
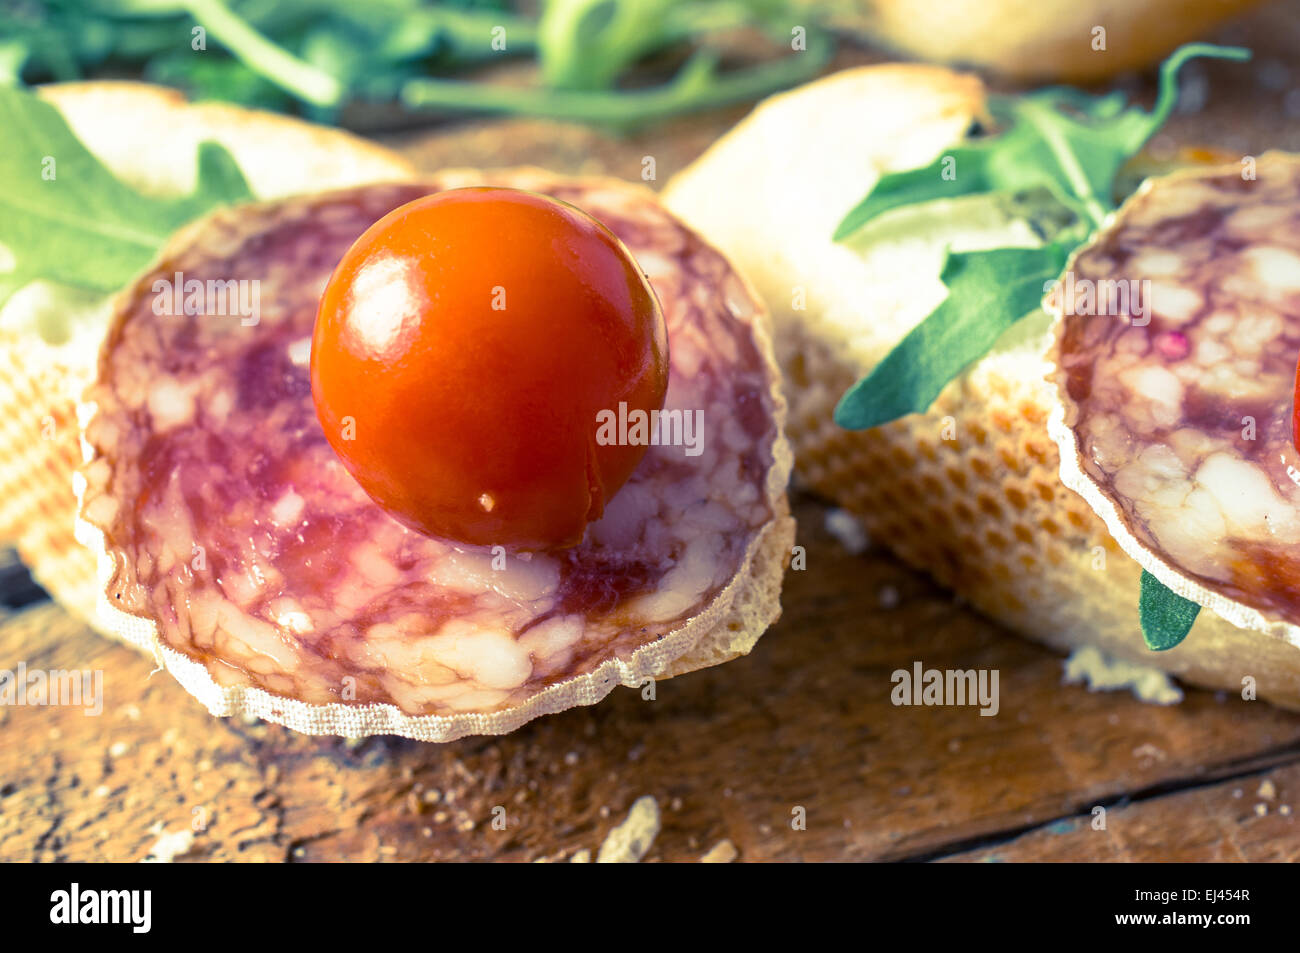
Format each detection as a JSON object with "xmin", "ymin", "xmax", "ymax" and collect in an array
[
  {"xmin": 4, "ymin": 495, "xmax": 1300, "ymax": 862},
  {"xmin": 3, "ymin": 2, "xmax": 1300, "ymax": 863}
]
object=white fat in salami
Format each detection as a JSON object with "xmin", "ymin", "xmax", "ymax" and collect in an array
[{"xmin": 80, "ymin": 175, "xmax": 785, "ymax": 717}]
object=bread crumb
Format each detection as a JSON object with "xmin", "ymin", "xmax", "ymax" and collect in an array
[
  {"xmin": 1254, "ymin": 803, "xmax": 1268, "ymax": 817},
  {"xmin": 1132, "ymin": 743, "xmax": 1167, "ymax": 762},
  {"xmin": 570, "ymin": 849, "xmax": 591, "ymax": 863},
  {"xmin": 1258, "ymin": 780, "xmax": 1277, "ymax": 801},
  {"xmin": 824, "ymin": 508, "xmax": 869, "ymax": 554},
  {"xmin": 140, "ymin": 828, "xmax": 196, "ymax": 863},
  {"xmin": 700, "ymin": 839, "xmax": 738, "ymax": 863},
  {"xmin": 596, "ymin": 796, "xmax": 660, "ymax": 863},
  {"xmin": 1064, "ymin": 646, "xmax": 1183, "ymax": 705}
]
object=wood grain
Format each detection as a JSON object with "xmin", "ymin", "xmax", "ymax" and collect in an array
[
  {"xmin": 4, "ymin": 495, "xmax": 1300, "ymax": 862},
  {"xmin": 942, "ymin": 765, "xmax": 1300, "ymax": 862}
]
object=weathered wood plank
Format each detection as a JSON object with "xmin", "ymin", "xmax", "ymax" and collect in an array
[
  {"xmin": 4, "ymin": 496, "xmax": 1300, "ymax": 862},
  {"xmin": 940, "ymin": 764, "xmax": 1300, "ymax": 862}
]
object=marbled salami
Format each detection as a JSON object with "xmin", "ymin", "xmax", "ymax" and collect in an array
[
  {"xmin": 1053, "ymin": 153, "xmax": 1300, "ymax": 627},
  {"xmin": 80, "ymin": 173, "xmax": 788, "ymax": 718}
]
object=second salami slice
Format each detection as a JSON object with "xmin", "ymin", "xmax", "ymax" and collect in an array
[{"xmin": 1051, "ymin": 152, "xmax": 1300, "ymax": 633}]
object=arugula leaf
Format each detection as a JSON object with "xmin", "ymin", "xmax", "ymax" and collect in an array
[
  {"xmin": 831, "ymin": 43, "xmax": 1250, "ymax": 431},
  {"xmin": 836, "ymin": 44, "xmax": 1250, "ymax": 245},
  {"xmin": 834, "ymin": 242, "xmax": 1072, "ymax": 429},
  {"xmin": 832, "ymin": 147, "xmax": 996, "ymax": 241},
  {"xmin": 1139, "ymin": 570, "xmax": 1200, "ymax": 650},
  {"xmin": 403, "ymin": 32, "xmax": 832, "ymax": 126},
  {"xmin": 7, "ymin": 1, "xmax": 819, "ymax": 126},
  {"xmin": 186, "ymin": 0, "xmax": 343, "ymax": 108},
  {"xmin": 0, "ymin": 84, "xmax": 252, "ymax": 309},
  {"xmin": 537, "ymin": 0, "xmax": 795, "ymax": 92}
]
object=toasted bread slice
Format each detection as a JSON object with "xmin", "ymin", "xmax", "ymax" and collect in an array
[
  {"xmin": 1, "ymin": 84, "xmax": 795, "ymax": 738},
  {"xmin": 663, "ymin": 63, "xmax": 1300, "ymax": 708}
]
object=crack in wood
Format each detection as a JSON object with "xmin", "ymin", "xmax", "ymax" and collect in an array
[{"xmin": 905, "ymin": 740, "xmax": 1300, "ymax": 862}]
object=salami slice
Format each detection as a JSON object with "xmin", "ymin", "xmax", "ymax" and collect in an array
[
  {"xmin": 1050, "ymin": 152, "xmax": 1300, "ymax": 634},
  {"xmin": 77, "ymin": 171, "xmax": 793, "ymax": 737}
]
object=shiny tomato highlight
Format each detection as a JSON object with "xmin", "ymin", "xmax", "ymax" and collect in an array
[{"xmin": 311, "ymin": 187, "xmax": 668, "ymax": 550}]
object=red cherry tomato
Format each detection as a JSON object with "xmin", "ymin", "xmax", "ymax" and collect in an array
[
  {"xmin": 311, "ymin": 187, "xmax": 668, "ymax": 550},
  {"xmin": 1294, "ymin": 351, "xmax": 1300, "ymax": 454}
]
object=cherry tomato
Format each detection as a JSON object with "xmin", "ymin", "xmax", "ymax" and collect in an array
[
  {"xmin": 312, "ymin": 187, "xmax": 668, "ymax": 550},
  {"xmin": 1294, "ymin": 350, "xmax": 1300, "ymax": 455}
]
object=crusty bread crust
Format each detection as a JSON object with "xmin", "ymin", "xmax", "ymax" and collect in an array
[
  {"xmin": 663, "ymin": 63, "xmax": 1300, "ymax": 709},
  {"xmin": 37, "ymin": 82, "xmax": 417, "ymax": 196}
]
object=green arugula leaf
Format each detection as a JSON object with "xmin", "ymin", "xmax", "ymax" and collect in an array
[
  {"xmin": 831, "ymin": 44, "xmax": 1251, "ymax": 432},
  {"xmin": 834, "ymin": 242, "xmax": 1072, "ymax": 429},
  {"xmin": 403, "ymin": 32, "xmax": 832, "ymax": 126},
  {"xmin": 186, "ymin": 0, "xmax": 344, "ymax": 108},
  {"xmin": 832, "ymin": 147, "xmax": 996, "ymax": 241},
  {"xmin": 0, "ymin": 84, "xmax": 253, "ymax": 309},
  {"xmin": 538, "ymin": 0, "xmax": 799, "ymax": 92},
  {"xmin": 8, "ymin": 1, "xmax": 816, "ymax": 125},
  {"xmin": 834, "ymin": 44, "xmax": 1249, "ymax": 242},
  {"xmin": 1139, "ymin": 570, "xmax": 1200, "ymax": 650}
]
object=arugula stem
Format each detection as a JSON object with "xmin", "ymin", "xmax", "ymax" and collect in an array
[
  {"xmin": 420, "ymin": 10, "xmax": 540, "ymax": 60},
  {"xmin": 402, "ymin": 34, "xmax": 830, "ymax": 124},
  {"xmin": 1014, "ymin": 97, "xmax": 1109, "ymax": 230},
  {"xmin": 88, "ymin": 0, "xmax": 191, "ymax": 15},
  {"xmin": 185, "ymin": 0, "xmax": 343, "ymax": 107},
  {"xmin": 1146, "ymin": 43, "xmax": 1250, "ymax": 142}
]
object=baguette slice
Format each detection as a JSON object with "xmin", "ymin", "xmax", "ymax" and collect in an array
[
  {"xmin": 663, "ymin": 63, "xmax": 1300, "ymax": 708},
  {"xmin": 0, "ymin": 83, "xmax": 795, "ymax": 738},
  {"xmin": 72, "ymin": 172, "xmax": 792, "ymax": 740},
  {"xmin": 0, "ymin": 83, "xmax": 417, "ymax": 637}
]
